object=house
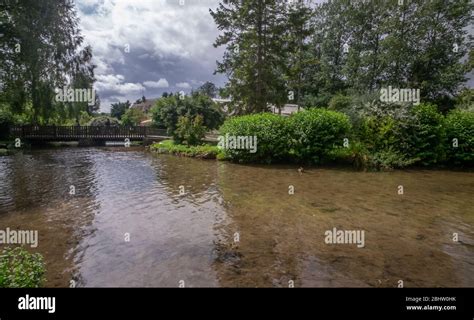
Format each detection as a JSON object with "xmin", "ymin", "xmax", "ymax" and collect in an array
[
  {"xmin": 131, "ymin": 98, "xmax": 158, "ymax": 114},
  {"xmin": 270, "ymin": 104, "xmax": 301, "ymax": 116}
]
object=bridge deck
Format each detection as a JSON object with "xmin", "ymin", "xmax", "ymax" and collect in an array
[{"xmin": 10, "ymin": 126, "xmax": 168, "ymax": 141}]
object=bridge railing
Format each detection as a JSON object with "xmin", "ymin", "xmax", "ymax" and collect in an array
[{"xmin": 10, "ymin": 126, "xmax": 168, "ymax": 140}]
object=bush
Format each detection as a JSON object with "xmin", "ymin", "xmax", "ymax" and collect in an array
[
  {"xmin": 121, "ymin": 108, "xmax": 146, "ymax": 127},
  {"xmin": 444, "ymin": 110, "xmax": 474, "ymax": 166},
  {"xmin": 288, "ymin": 108, "xmax": 351, "ymax": 164},
  {"xmin": 328, "ymin": 94, "xmax": 352, "ymax": 112},
  {"xmin": 219, "ymin": 113, "xmax": 289, "ymax": 164},
  {"xmin": 174, "ymin": 115, "xmax": 207, "ymax": 146},
  {"xmin": 358, "ymin": 103, "xmax": 445, "ymax": 167},
  {"xmin": 88, "ymin": 116, "xmax": 120, "ymax": 126},
  {"xmin": 150, "ymin": 140, "xmax": 221, "ymax": 159},
  {"xmin": 0, "ymin": 247, "xmax": 46, "ymax": 288},
  {"xmin": 359, "ymin": 115, "xmax": 398, "ymax": 152},
  {"xmin": 400, "ymin": 103, "xmax": 446, "ymax": 165}
]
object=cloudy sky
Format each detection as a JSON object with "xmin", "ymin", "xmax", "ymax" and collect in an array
[
  {"xmin": 75, "ymin": 0, "xmax": 226, "ymax": 112},
  {"xmin": 75, "ymin": 0, "xmax": 472, "ymax": 112}
]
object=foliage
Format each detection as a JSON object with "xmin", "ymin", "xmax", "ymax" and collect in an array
[
  {"xmin": 455, "ymin": 88, "xmax": 474, "ymax": 112},
  {"xmin": 197, "ymin": 82, "xmax": 218, "ymax": 98},
  {"xmin": 219, "ymin": 113, "xmax": 289, "ymax": 164},
  {"xmin": 151, "ymin": 94, "xmax": 224, "ymax": 136},
  {"xmin": 0, "ymin": 247, "xmax": 46, "ymax": 288},
  {"xmin": 0, "ymin": 0, "xmax": 96, "ymax": 122},
  {"xmin": 88, "ymin": 116, "xmax": 120, "ymax": 127},
  {"xmin": 328, "ymin": 94, "xmax": 353, "ymax": 112},
  {"xmin": 359, "ymin": 116, "xmax": 399, "ymax": 154},
  {"xmin": 444, "ymin": 110, "xmax": 474, "ymax": 165},
  {"xmin": 399, "ymin": 104, "xmax": 446, "ymax": 165},
  {"xmin": 110, "ymin": 101, "xmax": 131, "ymax": 120},
  {"xmin": 358, "ymin": 104, "xmax": 445, "ymax": 166},
  {"xmin": 210, "ymin": 0, "xmax": 288, "ymax": 113},
  {"xmin": 174, "ymin": 115, "xmax": 207, "ymax": 146},
  {"xmin": 121, "ymin": 108, "xmax": 146, "ymax": 127},
  {"xmin": 150, "ymin": 140, "xmax": 221, "ymax": 159},
  {"xmin": 211, "ymin": 0, "xmax": 473, "ymax": 113},
  {"xmin": 288, "ymin": 108, "xmax": 351, "ymax": 164}
]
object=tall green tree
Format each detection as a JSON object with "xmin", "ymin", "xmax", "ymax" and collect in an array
[
  {"xmin": 282, "ymin": 1, "xmax": 314, "ymax": 107},
  {"xmin": 197, "ymin": 81, "xmax": 218, "ymax": 98},
  {"xmin": 0, "ymin": 0, "xmax": 94, "ymax": 123},
  {"xmin": 211, "ymin": 0, "xmax": 287, "ymax": 114},
  {"xmin": 110, "ymin": 101, "xmax": 131, "ymax": 120}
]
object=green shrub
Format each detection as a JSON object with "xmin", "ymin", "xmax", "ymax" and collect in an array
[
  {"xmin": 359, "ymin": 116, "xmax": 398, "ymax": 152},
  {"xmin": 121, "ymin": 108, "xmax": 146, "ymax": 127},
  {"xmin": 328, "ymin": 94, "xmax": 352, "ymax": 112},
  {"xmin": 288, "ymin": 108, "xmax": 351, "ymax": 164},
  {"xmin": 400, "ymin": 103, "xmax": 445, "ymax": 165},
  {"xmin": 88, "ymin": 116, "xmax": 120, "ymax": 126},
  {"xmin": 0, "ymin": 247, "xmax": 46, "ymax": 288},
  {"xmin": 174, "ymin": 114, "xmax": 207, "ymax": 146},
  {"xmin": 219, "ymin": 113, "xmax": 289, "ymax": 164},
  {"xmin": 444, "ymin": 110, "xmax": 474, "ymax": 166},
  {"xmin": 359, "ymin": 104, "xmax": 445, "ymax": 167},
  {"xmin": 150, "ymin": 140, "xmax": 220, "ymax": 159}
]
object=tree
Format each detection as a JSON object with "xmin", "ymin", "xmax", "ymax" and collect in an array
[
  {"xmin": 197, "ymin": 81, "xmax": 218, "ymax": 98},
  {"xmin": 110, "ymin": 101, "xmax": 131, "ymax": 120},
  {"xmin": 301, "ymin": 0, "xmax": 473, "ymax": 108},
  {"xmin": 282, "ymin": 2, "xmax": 314, "ymax": 107},
  {"xmin": 0, "ymin": 0, "xmax": 93, "ymax": 123},
  {"xmin": 211, "ymin": 0, "xmax": 287, "ymax": 114},
  {"xmin": 121, "ymin": 108, "xmax": 146, "ymax": 126},
  {"xmin": 174, "ymin": 114, "xmax": 207, "ymax": 145},
  {"xmin": 151, "ymin": 94, "xmax": 223, "ymax": 135}
]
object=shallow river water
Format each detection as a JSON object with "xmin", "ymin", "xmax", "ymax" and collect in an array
[{"xmin": 0, "ymin": 147, "xmax": 473, "ymax": 287}]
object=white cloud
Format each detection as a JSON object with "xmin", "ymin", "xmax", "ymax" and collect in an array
[
  {"xmin": 176, "ymin": 82, "xmax": 191, "ymax": 89},
  {"xmin": 77, "ymin": 0, "xmax": 221, "ymax": 64},
  {"xmin": 95, "ymin": 74, "xmax": 145, "ymax": 95},
  {"xmin": 75, "ymin": 0, "xmax": 226, "ymax": 112},
  {"xmin": 144, "ymin": 79, "xmax": 169, "ymax": 88}
]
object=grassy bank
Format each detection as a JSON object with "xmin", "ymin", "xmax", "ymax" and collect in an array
[{"xmin": 150, "ymin": 140, "xmax": 222, "ymax": 159}]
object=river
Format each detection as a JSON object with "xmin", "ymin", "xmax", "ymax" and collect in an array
[{"xmin": 0, "ymin": 147, "xmax": 473, "ymax": 287}]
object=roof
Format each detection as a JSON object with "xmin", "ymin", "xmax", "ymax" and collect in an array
[{"xmin": 131, "ymin": 99, "xmax": 158, "ymax": 113}]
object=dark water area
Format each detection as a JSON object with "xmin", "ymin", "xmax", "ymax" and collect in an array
[{"xmin": 0, "ymin": 147, "xmax": 473, "ymax": 287}]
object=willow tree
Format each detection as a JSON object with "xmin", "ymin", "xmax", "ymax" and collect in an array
[{"xmin": 0, "ymin": 0, "xmax": 95, "ymax": 123}]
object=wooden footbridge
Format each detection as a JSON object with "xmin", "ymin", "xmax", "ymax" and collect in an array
[{"xmin": 10, "ymin": 125, "xmax": 169, "ymax": 144}]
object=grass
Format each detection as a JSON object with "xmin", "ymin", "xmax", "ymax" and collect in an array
[{"xmin": 150, "ymin": 140, "xmax": 223, "ymax": 159}]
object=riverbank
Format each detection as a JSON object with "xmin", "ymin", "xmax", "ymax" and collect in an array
[{"xmin": 150, "ymin": 140, "xmax": 222, "ymax": 159}]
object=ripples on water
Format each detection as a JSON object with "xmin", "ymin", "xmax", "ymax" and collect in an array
[{"xmin": 0, "ymin": 147, "xmax": 473, "ymax": 287}]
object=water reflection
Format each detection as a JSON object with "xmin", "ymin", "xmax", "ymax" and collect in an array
[{"xmin": 0, "ymin": 148, "xmax": 473, "ymax": 287}]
